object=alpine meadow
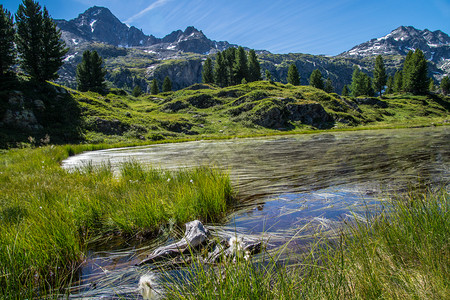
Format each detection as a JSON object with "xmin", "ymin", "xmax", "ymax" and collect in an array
[{"xmin": 0, "ymin": 0, "xmax": 449, "ymax": 299}]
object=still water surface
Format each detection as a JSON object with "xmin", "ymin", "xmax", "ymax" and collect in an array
[{"xmin": 62, "ymin": 127, "xmax": 449, "ymax": 298}]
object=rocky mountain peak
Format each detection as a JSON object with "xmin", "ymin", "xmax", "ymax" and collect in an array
[
  {"xmin": 56, "ymin": 7, "xmax": 235, "ymax": 54},
  {"xmin": 339, "ymin": 26, "xmax": 450, "ymax": 64}
]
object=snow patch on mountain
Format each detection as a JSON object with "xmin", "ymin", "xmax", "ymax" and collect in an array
[{"xmin": 90, "ymin": 20, "xmax": 96, "ymax": 32}]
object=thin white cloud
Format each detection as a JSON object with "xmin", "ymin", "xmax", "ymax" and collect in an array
[{"xmin": 125, "ymin": 0, "xmax": 171, "ymax": 23}]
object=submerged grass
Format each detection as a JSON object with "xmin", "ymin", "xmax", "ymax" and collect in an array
[
  {"xmin": 0, "ymin": 146, "xmax": 233, "ymax": 298},
  {"xmin": 164, "ymin": 189, "xmax": 449, "ymax": 299}
]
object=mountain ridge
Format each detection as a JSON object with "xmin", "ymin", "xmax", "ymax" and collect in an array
[
  {"xmin": 55, "ymin": 6, "xmax": 237, "ymax": 54},
  {"xmin": 53, "ymin": 6, "xmax": 449, "ymax": 93},
  {"xmin": 339, "ymin": 26, "xmax": 450, "ymax": 62}
]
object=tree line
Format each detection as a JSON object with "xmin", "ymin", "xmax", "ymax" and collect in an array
[
  {"xmin": 201, "ymin": 47, "xmax": 261, "ymax": 86},
  {"xmin": 346, "ymin": 50, "xmax": 449, "ymax": 97}
]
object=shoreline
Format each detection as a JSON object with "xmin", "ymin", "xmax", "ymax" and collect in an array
[{"xmin": 61, "ymin": 119, "xmax": 450, "ymax": 158}]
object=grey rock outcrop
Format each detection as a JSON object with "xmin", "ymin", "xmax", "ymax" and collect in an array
[{"xmin": 1, "ymin": 91, "xmax": 42, "ymax": 130}]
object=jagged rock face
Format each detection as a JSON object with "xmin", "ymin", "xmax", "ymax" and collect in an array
[
  {"xmin": 56, "ymin": 7, "xmax": 234, "ymax": 54},
  {"xmin": 55, "ymin": 6, "xmax": 155, "ymax": 48},
  {"xmin": 151, "ymin": 59, "xmax": 204, "ymax": 91},
  {"xmin": 340, "ymin": 26, "xmax": 450, "ymax": 63}
]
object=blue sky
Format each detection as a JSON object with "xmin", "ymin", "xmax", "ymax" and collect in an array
[{"xmin": 3, "ymin": 0, "xmax": 450, "ymax": 55}]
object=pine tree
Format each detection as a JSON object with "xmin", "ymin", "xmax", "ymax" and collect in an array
[
  {"xmin": 342, "ymin": 85, "xmax": 350, "ymax": 96},
  {"xmin": 202, "ymin": 57, "xmax": 214, "ymax": 84},
  {"xmin": 0, "ymin": 5, "xmax": 16, "ymax": 78},
  {"xmin": 16, "ymin": 0, "xmax": 67, "ymax": 82},
  {"xmin": 394, "ymin": 70, "xmax": 403, "ymax": 93},
  {"xmin": 150, "ymin": 78, "xmax": 159, "ymax": 95},
  {"xmin": 40, "ymin": 7, "xmax": 68, "ymax": 81},
  {"xmin": 350, "ymin": 67, "xmax": 366, "ymax": 97},
  {"xmin": 441, "ymin": 76, "xmax": 449, "ymax": 95},
  {"xmin": 287, "ymin": 63, "xmax": 300, "ymax": 85},
  {"xmin": 162, "ymin": 76, "xmax": 172, "ymax": 92},
  {"xmin": 232, "ymin": 46, "xmax": 248, "ymax": 85},
  {"xmin": 408, "ymin": 49, "xmax": 428, "ymax": 95},
  {"xmin": 324, "ymin": 78, "xmax": 333, "ymax": 93},
  {"xmin": 429, "ymin": 78, "xmax": 435, "ymax": 93},
  {"xmin": 265, "ymin": 69, "xmax": 273, "ymax": 83},
  {"xmin": 76, "ymin": 50, "xmax": 92, "ymax": 92},
  {"xmin": 89, "ymin": 51, "xmax": 106, "ymax": 92},
  {"xmin": 309, "ymin": 69, "xmax": 324, "ymax": 90},
  {"xmin": 373, "ymin": 55, "xmax": 387, "ymax": 97},
  {"xmin": 402, "ymin": 50, "xmax": 414, "ymax": 92},
  {"xmin": 132, "ymin": 85, "xmax": 142, "ymax": 97},
  {"xmin": 386, "ymin": 76, "xmax": 394, "ymax": 94},
  {"xmin": 364, "ymin": 75, "xmax": 375, "ymax": 97},
  {"xmin": 214, "ymin": 52, "xmax": 227, "ymax": 87},
  {"xmin": 247, "ymin": 49, "xmax": 261, "ymax": 82},
  {"xmin": 76, "ymin": 50, "xmax": 106, "ymax": 92},
  {"xmin": 223, "ymin": 47, "xmax": 236, "ymax": 86}
]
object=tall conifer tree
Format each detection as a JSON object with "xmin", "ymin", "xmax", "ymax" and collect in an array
[
  {"xmin": 214, "ymin": 52, "xmax": 227, "ymax": 87},
  {"xmin": 402, "ymin": 50, "xmax": 414, "ymax": 91},
  {"xmin": 247, "ymin": 49, "xmax": 261, "ymax": 82},
  {"xmin": 265, "ymin": 70, "xmax": 273, "ymax": 83},
  {"xmin": 0, "ymin": 5, "xmax": 16, "ymax": 78},
  {"xmin": 232, "ymin": 46, "xmax": 248, "ymax": 85},
  {"xmin": 202, "ymin": 57, "xmax": 214, "ymax": 84},
  {"xmin": 287, "ymin": 63, "xmax": 300, "ymax": 86},
  {"xmin": 373, "ymin": 55, "xmax": 387, "ymax": 97},
  {"xmin": 132, "ymin": 85, "xmax": 142, "ymax": 97},
  {"xmin": 350, "ymin": 67, "xmax": 366, "ymax": 97},
  {"xmin": 16, "ymin": 0, "xmax": 67, "ymax": 82},
  {"xmin": 309, "ymin": 69, "xmax": 324, "ymax": 90},
  {"xmin": 364, "ymin": 75, "xmax": 375, "ymax": 97},
  {"xmin": 324, "ymin": 78, "xmax": 333, "ymax": 93},
  {"xmin": 386, "ymin": 76, "xmax": 394, "ymax": 94},
  {"xmin": 76, "ymin": 50, "xmax": 92, "ymax": 92},
  {"xmin": 408, "ymin": 49, "xmax": 428, "ymax": 94},
  {"xmin": 40, "ymin": 7, "xmax": 67, "ymax": 81},
  {"xmin": 429, "ymin": 78, "xmax": 435, "ymax": 92},
  {"xmin": 223, "ymin": 47, "xmax": 236, "ymax": 86},
  {"xmin": 162, "ymin": 76, "xmax": 172, "ymax": 92},
  {"xmin": 76, "ymin": 50, "xmax": 106, "ymax": 92},
  {"xmin": 394, "ymin": 70, "xmax": 403, "ymax": 93},
  {"xmin": 150, "ymin": 78, "xmax": 159, "ymax": 95}
]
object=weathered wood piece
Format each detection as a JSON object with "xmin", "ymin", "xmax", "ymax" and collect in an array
[
  {"xmin": 137, "ymin": 220, "xmax": 209, "ymax": 265},
  {"xmin": 137, "ymin": 220, "xmax": 262, "ymax": 265}
]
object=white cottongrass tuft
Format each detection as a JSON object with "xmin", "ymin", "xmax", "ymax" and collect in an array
[
  {"xmin": 229, "ymin": 236, "xmax": 244, "ymax": 254},
  {"xmin": 138, "ymin": 273, "xmax": 160, "ymax": 300}
]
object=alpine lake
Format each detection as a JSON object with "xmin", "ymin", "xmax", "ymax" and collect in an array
[{"xmin": 62, "ymin": 126, "xmax": 449, "ymax": 298}]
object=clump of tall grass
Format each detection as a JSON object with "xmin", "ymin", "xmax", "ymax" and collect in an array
[
  {"xmin": 163, "ymin": 189, "xmax": 449, "ymax": 299},
  {"xmin": 0, "ymin": 146, "xmax": 233, "ymax": 298}
]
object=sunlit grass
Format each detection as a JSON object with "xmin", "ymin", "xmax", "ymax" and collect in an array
[
  {"xmin": 163, "ymin": 189, "xmax": 449, "ymax": 299},
  {"xmin": 0, "ymin": 146, "xmax": 234, "ymax": 298}
]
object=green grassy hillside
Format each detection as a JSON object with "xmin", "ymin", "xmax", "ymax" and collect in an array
[{"xmin": 1, "ymin": 79, "xmax": 449, "ymax": 148}]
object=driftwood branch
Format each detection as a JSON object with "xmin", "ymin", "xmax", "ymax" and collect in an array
[{"xmin": 137, "ymin": 220, "xmax": 262, "ymax": 266}]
